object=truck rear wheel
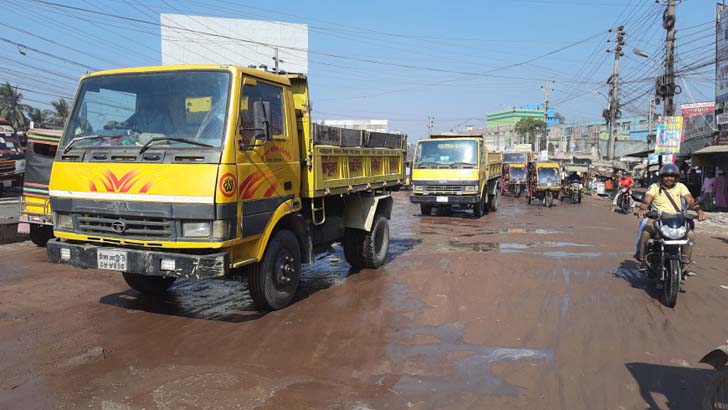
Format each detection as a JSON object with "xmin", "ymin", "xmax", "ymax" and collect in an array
[
  {"xmin": 248, "ymin": 229, "xmax": 301, "ymax": 310},
  {"xmin": 122, "ymin": 273, "xmax": 176, "ymax": 295},
  {"xmin": 473, "ymin": 193, "xmax": 486, "ymax": 217},
  {"xmin": 488, "ymin": 190, "xmax": 499, "ymax": 212},
  {"xmin": 420, "ymin": 204, "xmax": 433, "ymax": 215},
  {"xmin": 29, "ymin": 225, "xmax": 54, "ymax": 247},
  {"xmin": 343, "ymin": 214, "xmax": 389, "ymax": 269}
]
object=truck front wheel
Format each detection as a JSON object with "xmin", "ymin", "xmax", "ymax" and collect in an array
[
  {"xmin": 122, "ymin": 273, "xmax": 176, "ymax": 295},
  {"xmin": 420, "ymin": 204, "xmax": 433, "ymax": 215},
  {"xmin": 29, "ymin": 225, "xmax": 54, "ymax": 247},
  {"xmin": 248, "ymin": 229, "xmax": 301, "ymax": 310},
  {"xmin": 343, "ymin": 214, "xmax": 390, "ymax": 270}
]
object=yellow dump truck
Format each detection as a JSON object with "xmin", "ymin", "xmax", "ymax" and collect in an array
[
  {"xmin": 19, "ymin": 128, "xmax": 62, "ymax": 246},
  {"xmin": 409, "ymin": 134, "xmax": 502, "ymax": 217},
  {"xmin": 46, "ymin": 64, "xmax": 406, "ymax": 310}
]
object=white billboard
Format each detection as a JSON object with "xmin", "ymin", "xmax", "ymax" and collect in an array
[{"xmin": 161, "ymin": 14, "xmax": 308, "ymax": 74}]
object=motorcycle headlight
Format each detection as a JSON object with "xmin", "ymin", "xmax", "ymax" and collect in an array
[
  {"xmin": 15, "ymin": 159, "xmax": 25, "ymax": 173},
  {"xmin": 660, "ymin": 224, "xmax": 687, "ymax": 240},
  {"xmin": 182, "ymin": 221, "xmax": 211, "ymax": 238}
]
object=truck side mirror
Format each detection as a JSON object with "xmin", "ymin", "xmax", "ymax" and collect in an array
[{"xmin": 238, "ymin": 100, "xmax": 272, "ymax": 151}]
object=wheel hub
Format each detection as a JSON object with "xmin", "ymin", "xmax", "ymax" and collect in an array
[{"xmin": 275, "ymin": 255, "xmax": 295, "ymax": 288}]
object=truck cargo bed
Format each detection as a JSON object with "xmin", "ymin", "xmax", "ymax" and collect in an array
[{"xmin": 302, "ymin": 124, "xmax": 406, "ymax": 198}]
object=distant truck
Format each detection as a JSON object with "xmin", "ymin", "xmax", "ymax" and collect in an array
[
  {"xmin": 0, "ymin": 117, "xmax": 25, "ymax": 194},
  {"xmin": 46, "ymin": 64, "xmax": 406, "ymax": 310},
  {"xmin": 409, "ymin": 134, "xmax": 502, "ymax": 217}
]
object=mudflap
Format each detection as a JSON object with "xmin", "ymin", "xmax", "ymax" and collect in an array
[{"xmin": 701, "ymin": 346, "xmax": 728, "ymax": 370}]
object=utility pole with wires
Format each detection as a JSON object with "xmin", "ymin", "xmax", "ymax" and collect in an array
[
  {"xmin": 647, "ymin": 97, "xmax": 656, "ymax": 144},
  {"xmin": 659, "ymin": 0, "xmax": 679, "ymax": 118},
  {"xmin": 427, "ymin": 116, "xmax": 434, "ymax": 136},
  {"xmin": 607, "ymin": 26, "xmax": 625, "ymax": 161},
  {"xmin": 540, "ymin": 80, "xmax": 554, "ymax": 154}
]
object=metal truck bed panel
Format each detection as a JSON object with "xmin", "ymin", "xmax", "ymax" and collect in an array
[{"xmin": 302, "ymin": 145, "xmax": 405, "ymax": 198}]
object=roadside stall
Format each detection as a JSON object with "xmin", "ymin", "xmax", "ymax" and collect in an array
[{"xmin": 691, "ymin": 145, "xmax": 728, "ymax": 212}]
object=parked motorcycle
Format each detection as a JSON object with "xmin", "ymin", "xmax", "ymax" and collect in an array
[
  {"xmin": 700, "ymin": 344, "xmax": 728, "ymax": 409},
  {"xmin": 632, "ymin": 192, "xmax": 697, "ymax": 308}
]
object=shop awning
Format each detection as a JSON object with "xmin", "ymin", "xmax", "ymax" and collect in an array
[{"xmin": 691, "ymin": 144, "xmax": 728, "ymax": 167}]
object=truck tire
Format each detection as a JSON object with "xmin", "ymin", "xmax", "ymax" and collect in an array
[
  {"xmin": 473, "ymin": 193, "xmax": 486, "ymax": 217},
  {"xmin": 344, "ymin": 214, "xmax": 390, "ymax": 269},
  {"xmin": 343, "ymin": 228, "xmax": 365, "ymax": 270},
  {"xmin": 122, "ymin": 273, "xmax": 176, "ymax": 295},
  {"xmin": 29, "ymin": 225, "xmax": 54, "ymax": 247},
  {"xmin": 420, "ymin": 204, "xmax": 433, "ymax": 215},
  {"xmin": 488, "ymin": 190, "xmax": 499, "ymax": 212},
  {"xmin": 248, "ymin": 229, "xmax": 301, "ymax": 310}
]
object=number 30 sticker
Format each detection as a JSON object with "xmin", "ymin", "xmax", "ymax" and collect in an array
[{"xmin": 219, "ymin": 173, "xmax": 237, "ymax": 197}]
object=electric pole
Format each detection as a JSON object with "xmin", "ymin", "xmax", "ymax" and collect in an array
[
  {"xmin": 427, "ymin": 116, "xmax": 434, "ymax": 136},
  {"xmin": 607, "ymin": 26, "xmax": 625, "ymax": 161},
  {"xmin": 661, "ymin": 0, "xmax": 677, "ymax": 117},
  {"xmin": 647, "ymin": 97, "xmax": 656, "ymax": 144},
  {"xmin": 540, "ymin": 81, "xmax": 553, "ymax": 154}
]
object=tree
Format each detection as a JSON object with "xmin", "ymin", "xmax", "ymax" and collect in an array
[
  {"xmin": 26, "ymin": 107, "xmax": 52, "ymax": 126},
  {"xmin": 50, "ymin": 98, "xmax": 70, "ymax": 126},
  {"xmin": 0, "ymin": 82, "xmax": 31, "ymax": 130},
  {"xmin": 514, "ymin": 117, "xmax": 545, "ymax": 149}
]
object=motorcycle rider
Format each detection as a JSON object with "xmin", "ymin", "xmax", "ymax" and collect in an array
[
  {"xmin": 636, "ymin": 163, "xmax": 706, "ymax": 275},
  {"xmin": 612, "ymin": 170, "xmax": 635, "ymax": 212}
]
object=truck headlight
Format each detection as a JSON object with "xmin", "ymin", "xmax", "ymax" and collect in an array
[
  {"xmin": 414, "ymin": 185, "xmax": 423, "ymax": 191},
  {"xmin": 182, "ymin": 221, "xmax": 211, "ymax": 238},
  {"xmin": 212, "ymin": 220, "xmax": 229, "ymax": 240},
  {"xmin": 55, "ymin": 213, "xmax": 73, "ymax": 230},
  {"xmin": 464, "ymin": 185, "xmax": 477, "ymax": 192},
  {"xmin": 660, "ymin": 224, "xmax": 687, "ymax": 240},
  {"xmin": 15, "ymin": 159, "xmax": 25, "ymax": 173}
]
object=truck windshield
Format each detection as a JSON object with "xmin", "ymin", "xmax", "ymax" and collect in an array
[
  {"xmin": 415, "ymin": 140, "xmax": 478, "ymax": 168},
  {"xmin": 504, "ymin": 152, "xmax": 527, "ymax": 163},
  {"xmin": 61, "ymin": 71, "xmax": 230, "ymax": 151},
  {"xmin": 510, "ymin": 167, "xmax": 526, "ymax": 180},
  {"xmin": 0, "ymin": 134, "xmax": 23, "ymax": 155}
]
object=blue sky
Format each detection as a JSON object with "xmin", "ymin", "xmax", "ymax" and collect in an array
[{"xmin": 1, "ymin": 0, "xmax": 716, "ymax": 138}]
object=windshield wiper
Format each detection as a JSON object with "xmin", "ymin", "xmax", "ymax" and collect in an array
[
  {"xmin": 63, "ymin": 135, "xmax": 109, "ymax": 154},
  {"xmin": 416, "ymin": 161, "xmax": 441, "ymax": 169},
  {"xmin": 139, "ymin": 137, "xmax": 213, "ymax": 154},
  {"xmin": 450, "ymin": 162, "xmax": 476, "ymax": 168}
]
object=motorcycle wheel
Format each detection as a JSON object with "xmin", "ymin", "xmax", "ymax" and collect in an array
[
  {"xmin": 663, "ymin": 259, "xmax": 680, "ymax": 308},
  {"xmin": 702, "ymin": 367, "xmax": 728, "ymax": 410}
]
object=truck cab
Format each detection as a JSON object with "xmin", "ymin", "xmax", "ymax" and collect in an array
[
  {"xmin": 0, "ymin": 118, "xmax": 25, "ymax": 194},
  {"xmin": 409, "ymin": 134, "xmax": 501, "ymax": 217}
]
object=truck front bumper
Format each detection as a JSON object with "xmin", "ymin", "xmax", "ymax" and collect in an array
[
  {"xmin": 409, "ymin": 194, "xmax": 480, "ymax": 204},
  {"xmin": 47, "ymin": 239, "xmax": 230, "ymax": 279}
]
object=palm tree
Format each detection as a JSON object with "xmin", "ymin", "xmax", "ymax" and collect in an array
[
  {"xmin": 26, "ymin": 107, "xmax": 51, "ymax": 126},
  {"xmin": 50, "ymin": 98, "xmax": 70, "ymax": 126},
  {"xmin": 0, "ymin": 82, "xmax": 30, "ymax": 130}
]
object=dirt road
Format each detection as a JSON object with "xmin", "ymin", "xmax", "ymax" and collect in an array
[{"xmin": 1, "ymin": 192, "xmax": 727, "ymax": 409}]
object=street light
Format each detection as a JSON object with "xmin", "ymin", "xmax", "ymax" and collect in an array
[{"xmin": 592, "ymin": 89, "xmax": 609, "ymax": 102}]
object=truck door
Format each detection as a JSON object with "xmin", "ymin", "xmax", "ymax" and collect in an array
[{"xmin": 236, "ymin": 77, "xmax": 300, "ymax": 239}]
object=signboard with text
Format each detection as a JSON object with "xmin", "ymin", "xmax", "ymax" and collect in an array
[
  {"xmin": 680, "ymin": 102, "xmax": 715, "ymax": 142},
  {"xmin": 655, "ymin": 116, "xmax": 683, "ymax": 155}
]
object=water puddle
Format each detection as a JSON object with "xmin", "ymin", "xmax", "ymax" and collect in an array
[{"xmin": 389, "ymin": 323, "xmax": 551, "ymax": 402}]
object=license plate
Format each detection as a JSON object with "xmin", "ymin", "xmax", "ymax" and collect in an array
[
  {"xmin": 2, "ymin": 180, "xmax": 11, "ymax": 188},
  {"xmin": 97, "ymin": 249, "xmax": 128, "ymax": 271},
  {"xmin": 436, "ymin": 196, "xmax": 448, "ymax": 203}
]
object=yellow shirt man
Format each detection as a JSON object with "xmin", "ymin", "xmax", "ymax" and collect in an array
[{"xmin": 645, "ymin": 182, "xmax": 690, "ymax": 212}]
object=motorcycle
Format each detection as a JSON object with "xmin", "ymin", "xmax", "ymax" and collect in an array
[
  {"xmin": 700, "ymin": 344, "xmax": 728, "ymax": 409},
  {"xmin": 632, "ymin": 192, "xmax": 696, "ymax": 308},
  {"xmin": 615, "ymin": 187, "xmax": 632, "ymax": 213}
]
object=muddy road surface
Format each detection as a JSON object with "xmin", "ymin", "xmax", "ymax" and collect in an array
[{"xmin": 2, "ymin": 192, "xmax": 727, "ymax": 409}]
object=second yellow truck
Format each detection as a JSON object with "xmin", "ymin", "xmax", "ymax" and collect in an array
[
  {"xmin": 46, "ymin": 64, "xmax": 406, "ymax": 310},
  {"xmin": 410, "ymin": 134, "xmax": 502, "ymax": 217}
]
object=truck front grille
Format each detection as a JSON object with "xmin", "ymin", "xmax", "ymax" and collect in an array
[
  {"xmin": 424, "ymin": 185, "xmax": 462, "ymax": 193},
  {"xmin": 77, "ymin": 214, "xmax": 174, "ymax": 239},
  {"xmin": 0, "ymin": 163, "xmax": 14, "ymax": 174}
]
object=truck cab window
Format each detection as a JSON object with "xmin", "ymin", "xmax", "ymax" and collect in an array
[{"xmin": 240, "ymin": 81, "xmax": 285, "ymax": 145}]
